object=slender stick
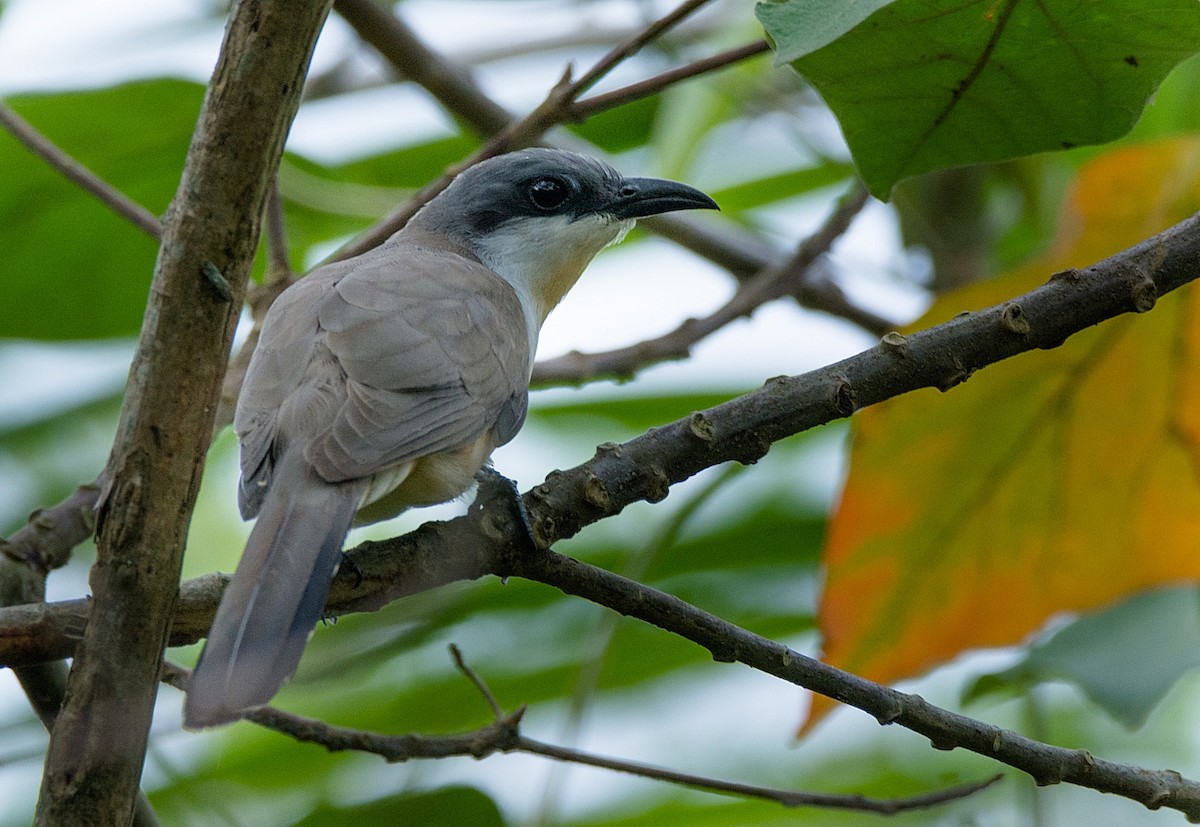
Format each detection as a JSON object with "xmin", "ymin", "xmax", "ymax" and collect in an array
[
  {"xmin": 160, "ymin": 660, "xmax": 1000, "ymax": 815},
  {"xmin": 572, "ymin": 40, "xmax": 771, "ymax": 119},
  {"xmin": 0, "ymin": 101, "xmax": 163, "ymax": 238}
]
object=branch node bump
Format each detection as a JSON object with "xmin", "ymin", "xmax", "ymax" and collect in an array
[
  {"xmin": 480, "ymin": 511, "xmax": 507, "ymax": 542},
  {"xmin": 1000, "ymin": 303, "xmax": 1030, "ymax": 335},
  {"xmin": 200, "ymin": 260, "xmax": 233, "ymax": 302},
  {"xmin": 1147, "ymin": 771, "xmax": 1183, "ymax": 810},
  {"xmin": 832, "ymin": 376, "xmax": 857, "ymax": 417},
  {"xmin": 532, "ymin": 516, "xmax": 557, "ymax": 548},
  {"xmin": 530, "ymin": 474, "xmax": 557, "ymax": 502},
  {"xmin": 583, "ymin": 474, "xmax": 611, "ymax": 510},
  {"xmin": 644, "ymin": 470, "xmax": 671, "ymax": 503},
  {"xmin": 1050, "ymin": 267, "xmax": 1083, "ymax": 282},
  {"xmin": 1033, "ymin": 767, "xmax": 1064, "ymax": 787},
  {"xmin": 686, "ymin": 411, "xmax": 715, "ymax": 443},
  {"xmin": 881, "ymin": 331, "xmax": 908, "ymax": 352},
  {"xmin": 30, "ymin": 509, "xmax": 56, "ymax": 531},
  {"xmin": 1076, "ymin": 749, "xmax": 1096, "ymax": 771},
  {"xmin": 594, "ymin": 441, "xmax": 623, "ymax": 460},
  {"xmin": 873, "ymin": 702, "xmax": 903, "ymax": 726},
  {"xmin": 1130, "ymin": 272, "xmax": 1158, "ymax": 313},
  {"xmin": 736, "ymin": 434, "xmax": 771, "ymax": 465},
  {"xmin": 936, "ymin": 360, "xmax": 974, "ymax": 392}
]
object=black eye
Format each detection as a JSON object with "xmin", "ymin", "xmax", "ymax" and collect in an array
[{"xmin": 528, "ymin": 177, "xmax": 571, "ymax": 211}]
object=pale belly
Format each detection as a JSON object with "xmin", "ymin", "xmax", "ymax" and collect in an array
[{"xmin": 352, "ymin": 431, "xmax": 497, "ymax": 525}]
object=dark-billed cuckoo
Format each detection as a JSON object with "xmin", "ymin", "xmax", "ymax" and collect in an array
[{"xmin": 184, "ymin": 148, "xmax": 718, "ymax": 727}]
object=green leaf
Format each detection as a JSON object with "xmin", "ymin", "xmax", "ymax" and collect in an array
[
  {"xmin": 1, "ymin": 80, "xmax": 203, "ymax": 339},
  {"xmin": 755, "ymin": 0, "xmax": 895, "ymax": 60},
  {"xmin": 757, "ymin": 0, "xmax": 1200, "ymax": 198},
  {"xmin": 296, "ymin": 787, "xmax": 506, "ymax": 827},
  {"xmin": 965, "ymin": 586, "xmax": 1200, "ymax": 730}
]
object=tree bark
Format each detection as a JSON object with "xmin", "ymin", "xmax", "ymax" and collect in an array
[{"xmin": 33, "ymin": 2, "xmax": 333, "ymax": 824}]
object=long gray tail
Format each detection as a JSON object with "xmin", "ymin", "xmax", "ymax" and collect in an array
[{"xmin": 184, "ymin": 454, "xmax": 362, "ymax": 728}]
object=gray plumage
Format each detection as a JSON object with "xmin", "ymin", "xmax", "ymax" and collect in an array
[{"xmin": 184, "ymin": 149, "xmax": 717, "ymax": 727}]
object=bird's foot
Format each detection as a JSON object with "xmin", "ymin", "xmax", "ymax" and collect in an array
[{"xmin": 473, "ymin": 465, "xmax": 539, "ymax": 555}]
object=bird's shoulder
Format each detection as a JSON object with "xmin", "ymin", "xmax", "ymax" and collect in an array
[{"xmin": 317, "ymin": 235, "xmax": 531, "ymax": 390}]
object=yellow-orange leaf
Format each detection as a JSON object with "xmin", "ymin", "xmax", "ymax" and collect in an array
[{"xmin": 810, "ymin": 138, "xmax": 1200, "ymax": 731}]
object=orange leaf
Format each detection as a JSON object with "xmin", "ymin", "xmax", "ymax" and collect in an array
[{"xmin": 809, "ymin": 137, "xmax": 1200, "ymax": 731}]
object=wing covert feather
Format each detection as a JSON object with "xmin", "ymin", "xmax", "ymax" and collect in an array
[{"xmin": 308, "ymin": 245, "xmax": 531, "ymax": 483}]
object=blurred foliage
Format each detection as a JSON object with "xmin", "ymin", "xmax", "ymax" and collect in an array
[
  {"xmin": 815, "ymin": 137, "xmax": 1200, "ymax": 731},
  {"xmin": 3, "ymin": 1, "xmax": 1200, "ymax": 826},
  {"xmin": 965, "ymin": 585, "xmax": 1200, "ymax": 730}
]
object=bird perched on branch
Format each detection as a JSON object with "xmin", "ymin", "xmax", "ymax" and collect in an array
[{"xmin": 184, "ymin": 148, "xmax": 718, "ymax": 727}]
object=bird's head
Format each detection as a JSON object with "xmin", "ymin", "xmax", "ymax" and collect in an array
[{"xmin": 408, "ymin": 148, "xmax": 719, "ymax": 322}]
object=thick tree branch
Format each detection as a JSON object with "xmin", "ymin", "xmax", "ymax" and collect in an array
[
  {"xmin": 7, "ymin": 209, "xmax": 1200, "ymax": 816},
  {"xmin": 0, "ymin": 101, "xmax": 163, "ymax": 238},
  {"xmin": 32, "ymin": 2, "xmax": 335, "ymax": 825}
]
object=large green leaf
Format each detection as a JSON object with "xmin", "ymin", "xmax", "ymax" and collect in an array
[
  {"xmin": 965, "ymin": 586, "xmax": 1200, "ymax": 729},
  {"xmin": 756, "ymin": 0, "xmax": 1200, "ymax": 198},
  {"xmin": 2, "ymin": 80, "xmax": 203, "ymax": 339}
]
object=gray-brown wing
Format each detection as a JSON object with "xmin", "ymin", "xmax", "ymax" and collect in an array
[
  {"xmin": 234, "ymin": 262, "xmax": 357, "ymax": 518},
  {"xmin": 304, "ymin": 245, "xmax": 531, "ymax": 483}
]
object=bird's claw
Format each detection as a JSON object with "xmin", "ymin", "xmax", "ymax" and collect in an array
[{"xmin": 473, "ymin": 466, "xmax": 539, "ymax": 554}]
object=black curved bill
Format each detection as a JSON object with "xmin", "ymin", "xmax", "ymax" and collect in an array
[{"xmin": 606, "ymin": 177, "xmax": 719, "ymax": 219}]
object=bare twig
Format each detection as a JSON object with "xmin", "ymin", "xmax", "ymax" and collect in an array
[
  {"xmin": 161, "ymin": 660, "xmax": 999, "ymax": 815},
  {"xmin": 517, "ymin": 736, "xmax": 1003, "ymax": 813},
  {"xmin": 449, "ymin": 644, "xmax": 505, "ymax": 719},
  {"xmin": 566, "ymin": 0, "xmax": 719, "ymax": 97},
  {"xmin": 572, "ymin": 40, "xmax": 771, "ymax": 119},
  {"xmin": 264, "ymin": 180, "xmax": 293, "ymax": 280},
  {"xmin": 333, "ymin": 0, "xmax": 513, "ymax": 136},
  {"xmin": 0, "ymin": 472, "xmax": 105, "ymax": 575},
  {"xmin": 0, "ymin": 101, "xmax": 163, "ymax": 238},
  {"xmin": 532, "ymin": 182, "xmax": 871, "ymax": 384}
]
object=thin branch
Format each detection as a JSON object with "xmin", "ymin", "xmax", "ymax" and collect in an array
[
  {"xmin": 449, "ymin": 643, "xmax": 505, "ymax": 719},
  {"xmin": 532, "ymin": 182, "xmax": 871, "ymax": 384},
  {"xmin": 265, "ymin": 180, "xmax": 293, "ymax": 280},
  {"xmin": 0, "ymin": 472, "xmax": 104, "ymax": 575},
  {"xmin": 516, "ymin": 736, "xmax": 1003, "ymax": 813},
  {"xmin": 0, "ymin": 101, "xmax": 163, "ymax": 238},
  {"xmin": 503, "ymin": 546, "xmax": 1200, "ymax": 814},
  {"xmin": 566, "ymin": 0, "xmax": 719, "ymax": 98},
  {"xmin": 160, "ymin": 660, "xmax": 999, "ymax": 815},
  {"xmin": 572, "ymin": 40, "xmax": 771, "ymax": 119},
  {"xmin": 333, "ymin": 0, "xmax": 513, "ymax": 136}
]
